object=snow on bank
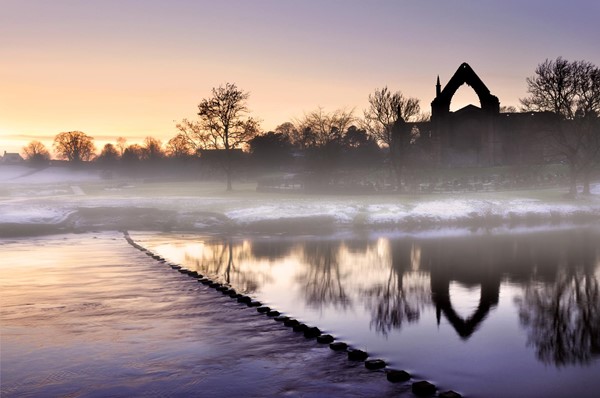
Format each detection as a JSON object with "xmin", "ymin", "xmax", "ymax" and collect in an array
[
  {"xmin": 0, "ymin": 204, "xmax": 72, "ymax": 225},
  {"xmin": 1, "ymin": 168, "xmax": 599, "ymax": 235},
  {"xmin": 1, "ymin": 194, "xmax": 600, "ymax": 235}
]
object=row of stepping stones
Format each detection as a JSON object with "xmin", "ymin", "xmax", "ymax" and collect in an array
[{"xmin": 123, "ymin": 232, "xmax": 461, "ymax": 398}]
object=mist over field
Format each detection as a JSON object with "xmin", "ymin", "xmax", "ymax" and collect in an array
[{"xmin": 1, "ymin": 164, "xmax": 599, "ymax": 238}]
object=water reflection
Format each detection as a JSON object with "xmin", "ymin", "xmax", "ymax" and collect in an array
[
  {"xmin": 296, "ymin": 241, "xmax": 351, "ymax": 310},
  {"xmin": 157, "ymin": 228, "xmax": 600, "ymax": 368},
  {"xmin": 183, "ymin": 239, "xmax": 274, "ymax": 293},
  {"xmin": 362, "ymin": 242, "xmax": 430, "ymax": 336},
  {"xmin": 515, "ymin": 232, "xmax": 600, "ymax": 366}
]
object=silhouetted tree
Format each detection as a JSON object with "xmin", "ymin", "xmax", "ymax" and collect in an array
[
  {"xmin": 22, "ymin": 140, "xmax": 50, "ymax": 166},
  {"xmin": 341, "ymin": 125, "xmax": 381, "ymax": 169},
  {"xmin": 141, "ymin": 136, "xmax": 164, "ymax": 162},
  {"xmin": 248, "ymin": 131, "xmax": 292, "ymax": 168},
  {"xmin": 121, "ymin": 144, "xmax": 144, "ymax": 163},
  {"xmin": 179, "ymin": 83, "xmax": 260, "ymax": 190},
  {"xmin": 53, "ymin": 131, "xmax": 95, "ymax": 163},
  {"xmin": 362, "ymin": 87, "xmax": 421, "ymax": 147},
  {"xmin": 274, "ymin": 122, "xmax": 299, "ymax": 144},
  {"xmin": 500, "ymin": 105, "xmax": 518, "ymax": 113},
  {"xmin": 520, "ymin": 57, "xmax": 600, "ymax": 195},
  {"xmin": 96, "ymin": 143, "xmax": 120, "ymax": 165},
  {"xmin": 116, "ymin": 136, "xmax": 127, "ymax": 156},
  {"xmin": 362, "ymin": 87, "xmax": 421, "ymax": 189},
  {"xmin": 166, "ymin": 133, "xmax": 194, "ymax": 159},
  {"xmin": 294, "ymin": 107, "xmax": 354, "ymax": 148}
]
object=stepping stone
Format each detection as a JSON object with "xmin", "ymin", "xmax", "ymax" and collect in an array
[
  {"xmin": 329, "ymin": 342, "xmax": 347, "ymax": 351},
  {"xmin": 284, "ymin": 319, "xmax": 300, "ymax": 327},
  {"xmin": 316, "ymin": 334, "xmax": 334, "ymax": 344},
  {"xmin": 412, "ymin": 380, "xmax": 437, "ymax": 396},
  {"xmin": 386, "ymin": 370, "xmax": 411, "ymax": 383},
  {"xmin": 348, "ymin": 349, "xmax": 368, "ymax": 361},
  {"xmin": 209, "ymin": 282, "xmax": 222, "ymax": 288},
  {"xmin": 292, "ymin": 323, "xmax": 308, "ymax": 333},
  {"xmin": 257, "ymin": 306, "xmax": 270, "ymax": 313},
  {"xmin": 215, "ymin": 286, "xmax": 229, "ymax": 292},
  {"xmin": 365, "ymin": 359, "xmax": 386, "ymax": 370},
  {"xmin": 267, "ymin": 310, "xmax": 280, "ymax": 317},
  {"xmin": 274, "ymin": 315, "xmax": 289, "ymax": 322},
  {"xmin": 303, "ymin": 327, "xmax": 321, "ymax": 338},
  {"xmin": 237, "ymin": 296, "xmax": 252, "ymax": 303},
  {"xmin": 247, "ymin": 300, "xmax": 262, "ymax": 307}
]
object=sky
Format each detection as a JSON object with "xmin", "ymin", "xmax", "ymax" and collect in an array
[{"xmin": 1, "ymin": 0, "xmax": 599, "ymax": 155}]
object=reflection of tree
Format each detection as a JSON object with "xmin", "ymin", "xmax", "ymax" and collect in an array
[
  {"xmin": 516, "ymin": 267, "xmax": 600, "ymax": 366},
  {"xmin": 296, "ymin": 242, "xmax": 351, "ymax": 310},
  {"xmin": 363, "ymin": 243, "xmax": 431, "ymax": 336},
  {"xmin": 249, "ymin": 240, "xmax": 295, "ymax": 261},
  {"xmin": 185, "ymin": 239, "xmax": 273, "ymax": 293}
]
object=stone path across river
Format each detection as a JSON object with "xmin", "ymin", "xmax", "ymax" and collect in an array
[{"xmin": 0, "ymin": 232, "xmax": 412, "ymax": 397}]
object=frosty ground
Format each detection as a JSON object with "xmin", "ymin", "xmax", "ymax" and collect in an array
[{"xmin": 1, "ymin": 165, "xmax": 599, "ymax": 237}]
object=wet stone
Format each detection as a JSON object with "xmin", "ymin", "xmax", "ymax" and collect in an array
[
  {"xmin": 316, "ymin": 334, "xmax": 334, "ymax": 344},
  {"xmin": 199, "ymin": 279, "xmax": 211, "ymax": 284},
  {"xmin": 329, "ymin": 342, "xmax": 348, "ymax": 351},
  {"xmin": 303, "ymin": 327, "xmax": 321, "ymax": 339},
  {"xmin": 348, "ymin": 349, "xmax": 368, "ymax": 361},
  {"xmin": 292, "ymin": 323, "xmax": 308, "ymax": 333},
  {"xmin": 237, "ymin": 296, "xmax": 252, "ymax": 304},
  {"xmin": 256, "ymin": 306, "xmax": 270, "ymax": 313},
  {"xmin": 267, "ymin": 310, "xmax": 280, "ymax": 317},
  {"xmin": 283, "ymin": 319, "xmax": 300, "ymax": 327},
  {"xmin": 247, "ymin": 300, "xmax": 262, "ymax": 307},
  {"xmin": 365, "ymin": 359, "xmax": 386, "ymax": 370},
  {"xmin": 386, "ymin": 370, "xmax": 411, "ymax": 383},
  {"xmin": 412, "ymin": 380, "xmax": 437, "ymax": 396},
  {"xmin": 274, "ymin": 315, "xmax": 289, "ymax": 322},
  {"xmin": 439, "ymin": 391, "xmax": 462, "ymax": 398},
  {"xmin": 228, "ymin": 291, "xmax": 239, "ymax": 298},
  {"xmin": 215, "ymin": 286, "xmax": 229, "ymax": 292}
]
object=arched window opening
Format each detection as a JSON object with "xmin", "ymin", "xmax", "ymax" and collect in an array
[{"xmin": 450, "ymin": 84, "xmax": 481, "ymax": 112}]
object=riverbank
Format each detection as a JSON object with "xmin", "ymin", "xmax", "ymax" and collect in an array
[{"xmin": 1, "ymin": 165, "xmax": 599, "ymax": 237}]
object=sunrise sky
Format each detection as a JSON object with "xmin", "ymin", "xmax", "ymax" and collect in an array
[{"xmin": 1, "ymin": 0, "xmax": 599, "ymax": 155}]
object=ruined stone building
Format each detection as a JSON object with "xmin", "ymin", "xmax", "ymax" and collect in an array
[{"xmin": 415, "ymin": 63, "xmax": 556, "ymax": 167}]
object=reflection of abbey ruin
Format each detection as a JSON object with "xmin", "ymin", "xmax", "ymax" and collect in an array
[
  {"xmin": 176, "ymin": 229, "xmax": 599, "ymax": 366},
  {"xmin": 411, "ymin": 63, "xmax": 554, "ymax": 167},
  {"xmin": 386, "ymin": 230, "xmax": 600, "ymax": 365}
]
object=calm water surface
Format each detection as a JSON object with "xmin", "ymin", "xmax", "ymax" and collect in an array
[{"xmin": 137, "ymin": 227, "xmax": 600, "ymax": 398}]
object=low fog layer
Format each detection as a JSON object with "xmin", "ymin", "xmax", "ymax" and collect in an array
[{"xmin": 1, "ymin": 165, "xmax": 600, "ymax": 237}]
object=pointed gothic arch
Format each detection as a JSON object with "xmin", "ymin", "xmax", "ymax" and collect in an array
[{"xmin": 431, "ymin": 62, "xmax": 500, "ymax": 119}]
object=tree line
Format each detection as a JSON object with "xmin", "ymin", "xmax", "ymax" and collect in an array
[{"xmin": 19, "ymin": 57, "xmax": 600, "ymax": 194}]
